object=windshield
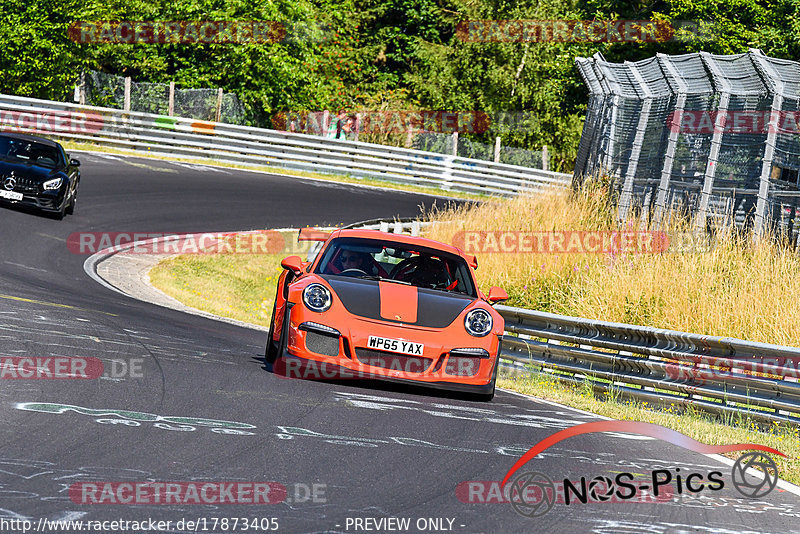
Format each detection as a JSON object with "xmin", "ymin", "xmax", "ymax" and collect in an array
[
  {"xmin": 0, "ymin": 136, "xmax": 62, "ymax": 168},
  {"xmin": 315, "ymin": 237, "xmax": 476, "ymax": 296}
]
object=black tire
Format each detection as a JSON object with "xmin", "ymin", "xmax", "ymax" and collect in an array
[
  {"xmin": 65, "ymin": 188, "xmax": 76, "ymax": 215},
  {"xmin": 476, "ymin": 356, "xmax": 500, "ymax": 402},
  {"xmin": 264, "ymin": 299, "xmax": 280, "ymax": 364},
  {"xmin": 53, "ymin": 201, "xmax": 66, "ymax": 220}
]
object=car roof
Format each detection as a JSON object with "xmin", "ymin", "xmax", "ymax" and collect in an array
[
  {"xmin": 326, "ymin": 229, "xmax": 475, "ymax": 264},
  {"xmin": 0, "ymin": 132, "xmax": 62, "ymax": 148}
]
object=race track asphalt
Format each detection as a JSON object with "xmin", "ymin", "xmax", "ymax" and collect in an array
[{"xmin": 1, "ymin": 152, "xmax": 798, "ymax": 533}]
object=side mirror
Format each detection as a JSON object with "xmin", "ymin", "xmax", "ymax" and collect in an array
[
  {"xmin": 487, "ymin": 287, "xmax": 508, "ymax": 304},
  {"xmin": 280, "ymin": 255, "xmax": 304, "ymax": 274},
  {"xmin": 70, "ymin": 158, "xmax": 81, "ymax": 167}
]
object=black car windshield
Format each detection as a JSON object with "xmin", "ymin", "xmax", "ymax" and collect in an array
[
  {"xmin": 0, "ymin": 136, "xmax": 62, "ymax": 168},
  {"xmin": 315, "ymin": 237, "xmax": 477, "ymax": 296}
]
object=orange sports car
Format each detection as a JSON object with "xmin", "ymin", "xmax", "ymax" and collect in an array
[{"xmin": 265, "ymin": 228, "xmax": 508, "ymax": 400}]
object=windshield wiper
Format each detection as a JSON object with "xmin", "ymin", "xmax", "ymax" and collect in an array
[{"xmin": 357, "ymin": 275, "xmax": 411, "ymax": 285}]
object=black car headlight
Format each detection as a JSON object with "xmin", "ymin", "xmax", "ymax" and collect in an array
[
  {"xmin": 464, "ymin": 308, "xmax": 493, "ymax": 337},
  {"xmin": 43, "ymin": 177, "xmax": 63, "ymax": 190},
  {"xmin": 303, "ymin": 284, "xmax": 332, "ymax": 312}
]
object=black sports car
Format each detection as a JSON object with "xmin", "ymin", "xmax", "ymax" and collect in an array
[{"xmin": 0, "ymin": 133, "xmax": 81, "ymax": 219}]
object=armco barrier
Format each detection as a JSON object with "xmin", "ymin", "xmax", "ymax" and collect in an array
[
  {"xmin": 499, "ymin": 305, "xmax": 800, "ymax": 425},
  {"xmin": 0, "ymin": 94, "xmax": 572, "ymax": 196}
]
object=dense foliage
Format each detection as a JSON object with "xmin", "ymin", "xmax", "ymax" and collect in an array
[{"xmin": 3, "ymin": 0, "xmax": 799, "ymax": 171}]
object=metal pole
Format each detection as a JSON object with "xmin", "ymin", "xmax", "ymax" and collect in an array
[
  {"xmin": 697, "ymin": 52, "xmax": 731, "ymax": 230},
  {"xmin": 618, "ymin": 62, "xmax": 654, "ymax": 223},
  {"xmin": 451, "ymin": 131, "xmax": 458, "ymax": 157},
  {"xmin": 749, "ymin": 49, "xmax": 783, "ymax": 238},
  {"xmin": 494, "ymin": 137, "xmax": 501, "ymax": 163},
  {"xmin": 168, "ymin": 81, "xmax": 175, "ymax": 116},
  {"xmin": 542, "ymin": 145, "xmax": 549, "ymax": 171},
  {"xmin": 123, "ymin": 77, "xmax": 131, "ymax": 111},
  {"xmin": 215, "ymin": 88, "xmax": 223, "ymax": 122},
  {"xmin": 654, "ymin": 54, "xmax": 688, "ymax": 227}
]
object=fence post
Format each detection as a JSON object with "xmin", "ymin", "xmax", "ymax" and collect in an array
[
  {"xmin": 617, "ymin": 62, "xmax": 653, "ymax": 223},
  {"xmin": 123, "ymin": 77, "xmax": 131, "ymax": 111},
  {"xmin": 494, "ymin": 136, "xmax": 501, "ymax": 163},
  {"xmin": 168, "ymin": 81, "xmax": 175, "ymax": 116},
  {"xmin": 451, "ymin": 131, "xmax": 458, "ymax": 156},
  {"xmin": 653, "ymin": 54, "xmax": 686, "ymax": 228},
  {"xmin": 750, "ymin": 49, "xmax": 782, "ymax": 238},
  {"xmin": 542, "ymin": 145, "xmax": 549, "ymax": 171},
  {"xmin": 698, "ymin": 52, "xmax": 731, "ymax": 230},
  {"xmin": 322, "ymin": 110, "xmax": 330, "ymax": 137},
  {"xmin": 215, "ymin": 88, "xmax": 223, "ymax": 122}
]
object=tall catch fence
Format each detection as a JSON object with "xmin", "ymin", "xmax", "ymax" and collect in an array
[{"xmin": 574, "ymin": 49, "xmax": 800, "ymax": 241}]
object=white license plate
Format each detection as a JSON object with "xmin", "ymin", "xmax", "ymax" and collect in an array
[
  {"xmin": 367, "ymin": 336, "xmax": 424, "ymax": 356},
  {"xmin": 0, "ymin": 190, "xmax": 22, "ymax": 201}
]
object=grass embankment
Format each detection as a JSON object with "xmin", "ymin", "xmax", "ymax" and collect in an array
[
  {"xmin": 148, "ymin": 231, "xmax": 312, "ymax": 328},
  {"xmin": 148, "ymin": 187, "xmax": 800, "ymax": 485},
  {"xmin": 424, "ymin": 186, "xmax": 800, "ymax": 345}
]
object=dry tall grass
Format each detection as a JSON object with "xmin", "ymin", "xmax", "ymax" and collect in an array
[{"xmin": 424, "ymin": 185, "xmax": 800, "ymax": 346}]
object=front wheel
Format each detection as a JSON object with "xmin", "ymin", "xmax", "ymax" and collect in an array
[
  {"xmin": 475, "ymin": 356, "xmax": 499, "ymax": 402},
  {"xmin": 265, "ymin": 300, "xmax": 279, "ymax": 364},
  {"xmin": 65, "ymin": 187, "xmax": 77, "ymax": 215}
]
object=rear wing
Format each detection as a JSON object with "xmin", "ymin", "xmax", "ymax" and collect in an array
[{"xmin": 298, "ymin": 228, "xmax": 331, "ymax": 242}]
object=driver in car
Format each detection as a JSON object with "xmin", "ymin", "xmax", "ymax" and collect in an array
[{"xmin": 337, "ymin": 249, "xmax": 374, "ymax": 274}]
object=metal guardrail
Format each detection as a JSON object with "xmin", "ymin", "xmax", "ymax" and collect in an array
[
  {"xmin": 0, "ymin": 94, "xmax": 571, "ymax": 197},
  {"xmin": 498, "ymin": 305, "xmax": 800, "ymax": 425}
]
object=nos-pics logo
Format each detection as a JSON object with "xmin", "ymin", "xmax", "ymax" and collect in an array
[{"xmin": 502, "ymin": 421, "xmax": 783, "ymax": 518}]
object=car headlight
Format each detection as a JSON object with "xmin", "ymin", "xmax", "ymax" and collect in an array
[
  {"xmin": 303, "ymin": 283, "xmax": 332, "ymax": 312},
  {"xmin": 465, "ymin": 308, "xmax": 493, "ymax": 337},
  {"xmin": 43, "ymin": 178, "xmax": 62, "ymax": 190}
]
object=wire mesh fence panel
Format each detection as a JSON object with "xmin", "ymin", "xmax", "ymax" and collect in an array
[
  {"xmin": 129, "ymin": 82, "xmax": 169, "ymax": 115},
  {"xmin": 500, "ymin": 145, "xmax": 543, "ymax": 168},
  {"xmin": 456, "ymin": 135, "xmax": 494, "ymax": 160},
  {"xmin": 574, "ymin": 50, "xmax": 800, "ymax": 240},
  {"xmin": 82, "ymin": 71, "xmax": 246, "ymax": 124},
  {"xmin": 412, "ymin": 131, "xmax": 546, "ymax": 169},
  {"xmin": 412, "ymin": 132, "xmax": 453, "ymax": 155},
  {"xmin": 84, "ymin": 71, "xmax": 126, "ymax": 110},
  {"xmin": 173, "ymin": 88, "xmax": 219, "ymax": 121}
]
